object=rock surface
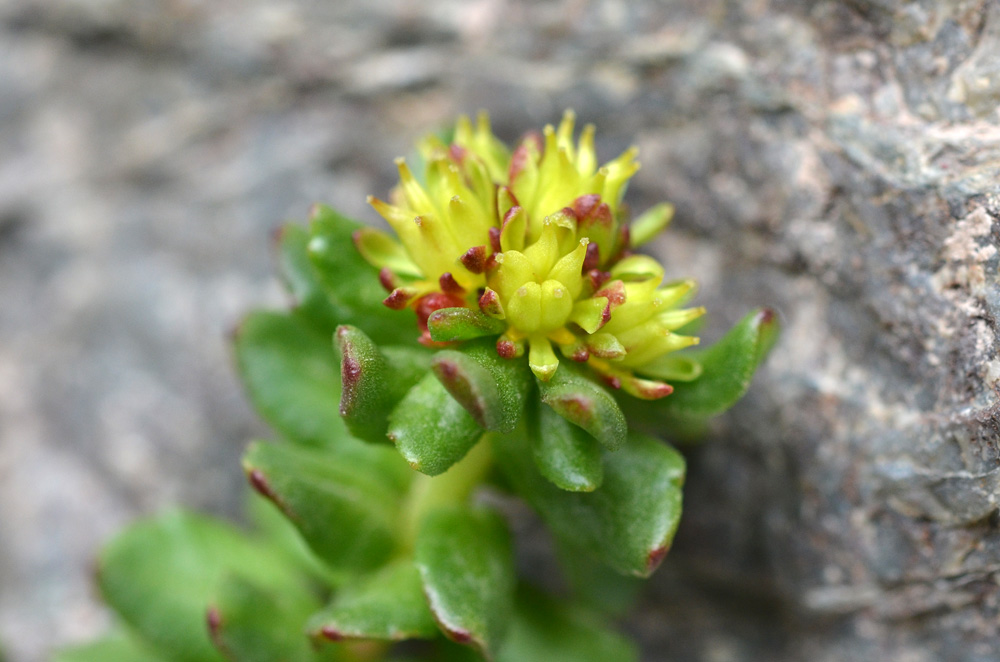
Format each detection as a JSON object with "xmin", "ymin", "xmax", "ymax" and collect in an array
[{"xmin": 0, "ymin": 1, "xmax": 997, "ymax": 660}]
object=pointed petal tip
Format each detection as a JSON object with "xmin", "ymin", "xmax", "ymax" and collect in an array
[{"xmin": 531, "ymin": 363, "xmax": 558, "ymax": 381}]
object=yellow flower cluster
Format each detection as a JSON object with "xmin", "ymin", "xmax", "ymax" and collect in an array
[{"xmin": 355, "ymin": 111, "xmax": 703, "ymax": 399}]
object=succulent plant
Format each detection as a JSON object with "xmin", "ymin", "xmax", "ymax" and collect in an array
[{"xmin": 59, "ymin": 112, "xmax": 777, "ymax": 662}]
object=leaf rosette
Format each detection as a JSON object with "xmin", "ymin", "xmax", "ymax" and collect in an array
[{"xmin": 61, "ymin": 112, "xmax": 778, "ymax": 662}]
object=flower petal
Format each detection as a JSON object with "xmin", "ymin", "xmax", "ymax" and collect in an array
[
  {"xmin": 528, "ymin": 335, "xmax": 559, "ymax": 382},
  {"xmin": 353, "ymin": 227, "xmax": 423, "ymax": 277}
]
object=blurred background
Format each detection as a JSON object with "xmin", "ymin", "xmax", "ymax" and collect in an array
[{"xmin": 2, "ymin": 1, "xmax": 999, "ymax": 661}]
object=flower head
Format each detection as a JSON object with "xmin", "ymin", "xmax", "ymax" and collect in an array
[{"xmin": 356, "ymin": 111, "xmax": 701, "ymax": 398}]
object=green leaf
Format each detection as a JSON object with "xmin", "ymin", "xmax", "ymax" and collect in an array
[
  {"xmin": 662, "ymin": 308, "xmax": 779, "ymax": 416},
  {"xmin": 388, "ymin": 373, "xmax": 484, "ymax": 476},
  {"xmin": 275, "ymin": 223, "xmax": 343, "ymax": 336},
  {"xmin": 247, "ymin": 492, "xmax": 341, "ymax": 587},
  {"xmin": 97, "ymin": 510, "xmax": 311, "ymax": 662},
  {"xmin": 208, "ymin": 575, "xmax": 332, "ymax": 662},
  {"xmin": 553, "ymin": 540, "xmax": 642, "ymax": 616},
  {"xmin": 496, "ymin": 586, "xmax": 638, "ymax": 662},
  {"xmin": 306, "ymin": 204, "xmax": 417, "ymax": 345},
  {"xmin": 54, "ymin": 632, "xmax": 168, "ymax": 662},
  {"xmin": 432, "ymin": 339, "xmax": 532, "ymax": 433},
  {"xmin": 336, "ymin": 325, "xmax": 431, "ymax": 443},
  {"xmin": 428, "ymin": 308, "xmax": 507, "ymax": 342},
  {"xmin": 537, "ymin": 365, "xmax": 626, "ymax": 451},
  {"xmin": 415, "ymin": 506, "xmax": 516, "ymax": 659},
  {"xmin": 531, "ymin": 402, "xmax": 603, "ymax": 492},
  {"xmin": 307, "ymin": 559, "xmax": 438, "ymax": 643},
  {"xmin": 494, "ymin": 432, "xmax": 685, "ymax": 577},
  {"xmin": 234, "ymin": 310, "xmax": 349, "ymax": 448},
  {"xmin": 243, "ymin": 441, "xmax": 410, "ymax": 574}
]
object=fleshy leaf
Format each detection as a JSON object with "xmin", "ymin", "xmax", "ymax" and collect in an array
[
  {"xmin": 247, "ymin": 493, "xmax": 340, "ymax": 586},
  {"xmin": 415, "ymin": 506, "xmax": 516, "ymax": 658},
  {"xmin": 275, "ymin": 223, "xmax": 342, "ymax": 336},
  {"xmin": 207, "ymin": 575, "xmax": 329, "ymax": 662},
  {"xmin": 495, "ymin": 586, "xmax": 638, "ymax": 662},
  {"xmin": 661, "ymin": 308, "xmax": 779, "ymax": 416},
  {"xmin": 432, "ymin": 339, "xmax": 532, "ymax": 433},
  {"xmin": 388, "ymin": 373, "xmax": 484, "ymax": 476},
  {"xmin": 97, "ymin": 510, "xmax": 311, "ymax": 662},
  {"xmin": 531, "ymin": 402, "xmax": 603, "ymax": 492},
  {"xmin": 306, "ymin": 204, "xmax": 416, "ymax": 345},
  {"xmin": 234, "ymin": 310, "xmax": 348, "ymax": 448},
  {"xmin": 537, "ymin": 364, "xmax": 626, "ymax": 451},
  {"xmin": 553, "ymin": 539, "xmax": 642, "ymax": 616},
  {"xmin": 335, "ymin": 325, "xmax": 430, "ymax": 444},
  {"xmin": 428, "ymin": 307, "xmax": 507, "ymax": 342},
  {"xmin": 242, "ymin": 441, "xmax": 410, "ymax": 574},
  {"xmin": 307, "ymin": 559, "xmax": 438, "ymax": 643},
  {"xmin": 494, "ymin": 431, "xmax": 685, "ymax": 577}
]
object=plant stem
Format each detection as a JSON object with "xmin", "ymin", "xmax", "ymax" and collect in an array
[{"xmin": 400, "ymin": 435, "xmax": 494, "ymax": 551}]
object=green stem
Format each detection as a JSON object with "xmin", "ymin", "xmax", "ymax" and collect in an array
[{"xmin": 400, "ymin": 435, "xmax": 494, "ymax": 551}]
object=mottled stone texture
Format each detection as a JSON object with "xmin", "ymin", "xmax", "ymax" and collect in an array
[{"xmin": 0, "ymin": 1, "xmax": 997, "ymax": 661}]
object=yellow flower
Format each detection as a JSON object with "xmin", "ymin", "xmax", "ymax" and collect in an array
[{"xmin": 355, "ymin": 111, "xmax": 701, "ymax": 398}]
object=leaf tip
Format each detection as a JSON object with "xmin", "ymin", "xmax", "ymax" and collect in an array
[
  {"xmin": 206, "ymin": 606, "xmax": 222, "ymax": 636},
  {"xmin": 247, "ymin": 468, "xmax": 279, "ymax": 505},
  {"xmin": 270, "ymin": 223, "xmax": 288, "ymax": 249},
  {"xmin": 431, "ymin": 612, "xmax": 484, "ymax": 654},
  {"xmin": 227, "ymin": 314, "xmax": 251, "ymax": 343},
  {"xmin": 318, "ymin": 626, "xmax": 345, "ymax": 642},
  {"xmin": 646, "ymin": 544, "xmax": 671, "ymax": 574},
  {"xmin": 206, "ymin": 605, "xmax": 232, "ymax": 658},
  {"xmin": 340, "ymin": 354, "xmax": 362, "ymax": 394},
  {"xmin": 432, "ymin": 357, "xmax": 490, "ymax": 428}
]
